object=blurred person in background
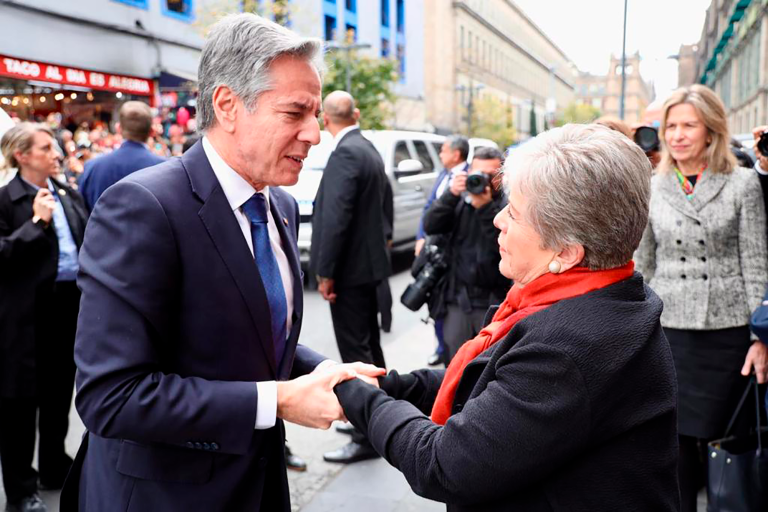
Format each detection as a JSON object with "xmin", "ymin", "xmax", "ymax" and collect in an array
[
  {"xmin": 0, "ymin": 123, "xmax": 89, "ymax": 512},
  {"xmin": 334, "ymin": 124, "xmax": 679, "ymax": 511},
  {"xmin": 595, "ymin": 115, "xmax": 633, "ymax": 139},
  {"xmin": 635, "ymin": 84, "xmax": 768, "ymax": 512},
  {"xmin": 78, "ymin": 101, "xmax": 165, "ymax": 211}
]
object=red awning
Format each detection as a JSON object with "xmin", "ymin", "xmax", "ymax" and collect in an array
[{"xmin": 0, "ymin": 54, "xmax": 154, "ymax": 97}]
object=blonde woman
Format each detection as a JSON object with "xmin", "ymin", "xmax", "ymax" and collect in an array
[{"xmin": 634, "ymin": 84, "xmax": 768, "ymax": 512}]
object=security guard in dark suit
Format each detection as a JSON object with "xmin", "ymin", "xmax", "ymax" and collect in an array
[{"xmin": 0, "ymin": 123, "xmax": 88, "ymax": 512}]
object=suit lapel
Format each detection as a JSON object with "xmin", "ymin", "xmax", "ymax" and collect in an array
[
  {"xmin": 656, "ymin": 172, "xmax": 700, "ymax": 220},
  {"xmin": 269, "ymin": 189, "xmax": 304, "ymax": 378},
  {"xmin": 689, "ymin": 171, "xmax": 728, "ymax": 212},
  {"xmin": 51, "ymin": 179, "xmax": 87, "ymax": 248},
  {"xmin": 184, "ymin": 143, "xmax": 278, "ymax": 376}
]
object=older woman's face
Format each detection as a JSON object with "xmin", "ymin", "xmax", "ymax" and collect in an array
[
  {"xmin": 493, "ymin": 180, "xmax": 554, "ymax": 285},
  {"xmin": 664, "ymin": 103, "xmax": 709, "ymax": 166}
]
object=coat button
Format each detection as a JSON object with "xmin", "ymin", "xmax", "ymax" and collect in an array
[
  {"xmin": 699, "ymin": 240, "xmax": 705, "ymax": 246},
  {"xmin": 703, "ymin": 275, "xmax": 708, "ymax": 280},
  {"xmin": 194, "ymin": 442, "xmax": 203, "ymax": 450},
  {"xmin": 676, "ymin": 240, "xmax": 682, "ymax": 245},
  {"xmin": 186, "ymin": 441, "xmax": 194, "ymax": 449},
  {"xmin": 211, "ymin": 442, "xmax": 220, "ymax": 451},
  {"xmin": 454, "ymin": 402, "xmax": 464, "ymax": 412},
  {"xmin": 701, "ymin": 257, "xmax": 707, "ymax": 262},
  {"xmin": 681, "ymin": 274, "xmax": 687, "ymax": 279},
  {"xmin": 680, "ymin": 257, "xmax": 686, "ymax": 262},
  {"xmin": 676, "ymin": 220, "xmax": 682, "ymax": 226},
  {"xmin": 203, "ymin": 442, "xmax": 211, "ymax": 451},
  {"xmin": 695, "ymin": 221, "xmax": 701, "ymax": 226}
]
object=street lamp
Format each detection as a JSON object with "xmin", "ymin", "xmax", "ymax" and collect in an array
[
  {"xmin": 456, "ymin": 82, "xmax": 484, "ymax": 134},
  {"xmin": 326, "ymin": 41, "xmax": 372, "ymax": 93}
]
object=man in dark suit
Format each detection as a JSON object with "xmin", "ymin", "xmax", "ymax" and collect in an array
[
  {"xmin": 0, "ymin": 123, "xmax": 88, "ymax": 512},
  {"xmin": 61, "ymin": 15, "xmax": 381, "ymax": 512},
  {"xmin": 310, "ymin": 91, "xmax": 392, "ymax": 463},
  {"xmin": 78, "ymin": 101, "xmax": 164, "ymax": 211}
]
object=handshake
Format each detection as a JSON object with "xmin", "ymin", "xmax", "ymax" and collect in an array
[{"xmin": 276, "ymin": 361, "xmax": 385, "ymax": 429}]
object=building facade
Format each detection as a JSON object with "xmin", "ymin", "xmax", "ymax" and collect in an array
[
  {"xmin": 422, "ymin": 0, "xmax": 577, "ymax": 138},
  {"xmin": 677, "ymin": 43, "xmax": 699, "ymax": 88},
  {"xmin": 695, "ymin": 0, "xmax": 768, "ymax": 134},
  {"xmin": 574, "ymin": 53, "xmax": 652, "ymax": 125}
]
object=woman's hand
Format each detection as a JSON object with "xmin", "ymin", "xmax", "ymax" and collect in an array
[{"xmin": 741, "ymin": 341, "xmax": 768, "ymax": 383}]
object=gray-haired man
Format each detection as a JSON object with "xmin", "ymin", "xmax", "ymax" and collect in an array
[{"xmin": 61, "ymin": 14, "xmax": 381, "ymax": 512}]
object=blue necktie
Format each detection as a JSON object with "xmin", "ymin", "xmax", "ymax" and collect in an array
[{"xmin": 242, "ymin": 193, "xmax": 288, "ymax": 366}]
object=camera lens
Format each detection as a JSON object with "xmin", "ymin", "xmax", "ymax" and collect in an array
[
  {"xmin": 466, "ymin": 172, "xmax": 490, "ymax": 195},
  {"xmin": 634, "ymin": 126, "xmax": 659, "ymax": 153}
]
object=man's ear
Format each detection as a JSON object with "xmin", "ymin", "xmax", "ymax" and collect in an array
[
  {"xmin": 352, "ymin": 108, "xmax": 360, "ymax": 123},
  {"xmin": 322, "ymin": 112, "xmax": 331, "ymax": 129},
  {"xmin": 555, "ymin": 243, "xmax": 585, "ymax": 273},
  {"xmin": 212, "ymin": 85, "xmax": 239, "ymax": 133}
]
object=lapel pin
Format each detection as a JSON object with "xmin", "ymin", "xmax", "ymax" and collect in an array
[
  {"xmin": 282, "ymin": 217, "xmax": 289, "ymax": 226},
  {"xmin": 58, "ymin": 189, "xmax": 67, "ymax": 196}
]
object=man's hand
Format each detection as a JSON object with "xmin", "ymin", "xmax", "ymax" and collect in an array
[
  {"xmin": 414, "ymin": 238, "xmax": 425, "ymax": 256},
  {"xmin": 742, "ymin": 341, "xmax": 768, "ymax": 384},
  {"xmin": 276, "ymin": 365, "xmax": 357, "ymax": 428},
  {"xmin": 469, "ymin": 186, "xmax": 493, "ymax": 209},
  {"xmin": 752, "ymin": 125, "xmax": 768, "ymax": 171},
  {"xmin": 450, "ymin": 174, "xmax": 467, "ymax": 196},
  {"xmin": 33, "ymin": 189, "xmax": 55, "ymax": 224},
  {"xmin": 313, "ymin": 360, "xmax": 385, "ymax": 388},
  {"xmin": 317, "ymin": 277, "xmax": 336, "ymax": 303}
]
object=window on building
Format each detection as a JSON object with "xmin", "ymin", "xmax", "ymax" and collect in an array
[
  {"xmin": 162, "ymin": 0, "xmax": 194, "ymax": 21},
  {"xmin": 272, "ymin": 0, "xmax": 290, "ymax": 26},
  {"xmin": 346, "ymin": 0, "xmax": 356, "ymax": 12},
  {"xmin": 112, "ymin": 0, "xmax": 149, "ymax": 8},
  {"xmin": 381, "ymin": 0, "xmax": 389, "ymax": 27},
  {"xmin": 396, "ymin": 0, "xmax": 404, "ymax": 34},
  {"xmin": 460, "ymin": 26, "xmax": 465, "ymax": 61},
  {"xmin": 397, "ymin": 44, "xmax": 405, "ymax": 81},
  {"xmin": 468, "ymin": 30, "xmax": 473, "ymax": 63},
  {"xmin": 614, "ymin": 64, "xmax": 633, "ymax": 75},
  {"xmin": 393, "ymin": 141, "xmax": 410, "ymax": 167},
  {"xmin": 324, "ymin": 15, "xmax": 336, "ymax": 41},
  {"xmin": 346, "ymin": 24, "xmax": 356, "ymax": 41},
  {"xmin": 381, "ymin": 38, "xmax": 390, "ymax": 58},
  {"xmin": 413, "ymin": 141, "xmax": 435, "ymax": 173}
]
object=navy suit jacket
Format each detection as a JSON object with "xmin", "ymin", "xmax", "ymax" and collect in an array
[
  {"xmin": 62, "ymin": 141, "xmax": 325, "ymax": 511},
  {"xmin": 79, "ymin": 140, "xmax": 165, "ymax": 211}
]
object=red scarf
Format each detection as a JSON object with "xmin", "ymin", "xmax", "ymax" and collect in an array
[{"xmin": 430, "ymin": 261, "xmax": 635, "ymax": 425}]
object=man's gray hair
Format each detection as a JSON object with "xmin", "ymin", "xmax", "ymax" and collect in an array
[
  {"xmin": 446, "ymin": 134, "xmax": 469, "ymax": 161},
  {"xmin": 197, "ymin": 13, "xmax": 324, "ymax": 132},
  {"xmin": 503, "ymin": 124, "xmax": 652, "ymax": 270}
]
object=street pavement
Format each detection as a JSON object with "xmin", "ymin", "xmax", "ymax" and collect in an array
[{"xmin": 0, "ymin": 255, "xmax": 706, "ymax": 511}]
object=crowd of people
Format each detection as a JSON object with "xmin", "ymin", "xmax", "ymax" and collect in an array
[{"xmin": 1, "ymin": 11, "xmax": 768, "ymax": 512}]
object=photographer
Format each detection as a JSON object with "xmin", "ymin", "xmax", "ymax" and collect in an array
[
  {"xmin": 751, "ymin": 125, "xmax": 768, "ymax": 221},
  {"xmin": 423, "ymin": 147, "xmax": 510, "ymax": 361}
]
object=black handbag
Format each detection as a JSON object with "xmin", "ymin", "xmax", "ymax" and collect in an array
[{"xmin": 707, "ymin": 376, "xmax": 768, "ymax": 512}]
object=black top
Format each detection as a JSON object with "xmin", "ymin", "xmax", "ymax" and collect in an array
[{"xmin": 336, "ymin": 274, "xmax": 680, "ymax": 511}]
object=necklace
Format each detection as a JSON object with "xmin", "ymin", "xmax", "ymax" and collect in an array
[{"xmin": 674, "ymin": 165, "xmax": 706, "ymax": 200}]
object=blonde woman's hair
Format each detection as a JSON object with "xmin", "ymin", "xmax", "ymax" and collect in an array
[
  {"xmin": 0, "ymin": 122, "xmax": 55, "ymax": 171},
  {"xmin": 594, "ymin": 116, "xmax": 632, "ymax": 139},
  {"xmin": 658, "ymin": 84, "xmax": 736, "ymax": 174}
]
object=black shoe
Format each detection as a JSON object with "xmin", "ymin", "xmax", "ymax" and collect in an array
[
  {"xmin": 322, "ymin": 441, "xmax": 380, "ymax": 464},
  {"xmin": 5, "ymin": 493, "xmax": 47, "ymax": 512},
  {"xmin": 427, "ymin": 351, "xmax": 443, "ymax": 366},
  {"xmin": 335, "ymin": 423, "xmax": 356, "ymax": 435},
  {"xmin": 284, "ymin": 445, "xmax": 307, "ymax": 472}
]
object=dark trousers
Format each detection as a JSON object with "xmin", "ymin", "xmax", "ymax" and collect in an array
[
  {"xmin": 0, "ymin": 281, "xmax": 78, "ymax": 502},
  {"xmin": 678, "ymin": 435, "xmax": 709, "ymax": 512},
  {"xmin": 330, "ymin": 283, "xmax": 385, "ymax": 447},
  {"xmin": 443, "ymin": 304, "xmax": 488, "ymax": 362},
  {"xmin": 376, "ymin": 278, "xmax": 392, "ymax": 332},
  {"xmin": 330, "ymin": 282, "xmax": 386, "ymax": 368}
]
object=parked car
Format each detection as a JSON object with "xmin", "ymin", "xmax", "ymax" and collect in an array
[{"xmin": 282, "ymin": 130, "xmax": 498, "ymax": 269}]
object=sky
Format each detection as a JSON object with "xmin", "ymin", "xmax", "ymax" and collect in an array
[{"xmin": 513, "ymin": 0, "xmax": 712, "ymax": 101}]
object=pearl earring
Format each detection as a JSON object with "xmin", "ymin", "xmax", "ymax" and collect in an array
[{"xmin": 548, "ymin": 260, "xmax": 561, "ymax": 274}]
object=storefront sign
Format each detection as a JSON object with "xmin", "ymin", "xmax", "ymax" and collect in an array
[{"xmin": 0, "ymin": 54, "xmax": 154, "ymax": 96}]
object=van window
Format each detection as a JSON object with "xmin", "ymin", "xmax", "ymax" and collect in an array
[
  {"xmin": 432, "ymin": 142, "xmax": 443, "ymax": 160},
  {"xmin": 393, "ymin": 141, "xmax": 411, "ymax": 167},
  {"xmin": 412, "ymin": 141, "xmax": 435, "ymax": 173}
]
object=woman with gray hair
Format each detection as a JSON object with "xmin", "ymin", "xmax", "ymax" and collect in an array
[
  {"xmin": 334, "ymin": 124, "xmax": 679, "ymax": 510},
  {"xmin": 634, "ymin": 84, "xmax": 768, "ymax": 511}
]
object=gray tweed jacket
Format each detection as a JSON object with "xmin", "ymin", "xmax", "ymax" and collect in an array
[{"xmin": 635, "ymin": 167, "xmax": 768, "ymax": 335}]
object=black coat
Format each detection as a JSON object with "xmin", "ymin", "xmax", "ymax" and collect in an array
[
  {"xmin": 309, "ymin": 129, "xmax": 391, "ymax": 287},
  {"xmin": 336, "ymin": 274, "xmax": 680, "ymax": 511},
  {"xmin": 423, "ymin": 188, "xmax": 510, "ymax": 310},
  {"xmin": 0, "ymin": 173, "xmax": 88, "ymax": 398}
]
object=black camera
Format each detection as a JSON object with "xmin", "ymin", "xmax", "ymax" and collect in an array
[
  {"xmin": 400, "ymin": 242, "xmax": 448, "ymax": 312},
  {"xmin": 757, "ymin": 131, "xmax": 768, "ymax": 157},
  {"xmin": 466, "ymin": 172, "xmax": 490, "ymax": 195},
  {"xmin": 634, "ymin": 126, "xmax": 660, "ymax": 153}
]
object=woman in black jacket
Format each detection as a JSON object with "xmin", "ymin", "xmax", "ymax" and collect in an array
[{"xmin": 335, "ymin": 124, "xmax": 680, "ymax": 511}]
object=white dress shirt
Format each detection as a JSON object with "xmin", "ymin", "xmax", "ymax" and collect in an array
[
  {"xmin": 437, "ymin": 161, "xmax": 468, "ymax": 197},
  {"xmin": 331, "ymin": 124, "xmax": 360, "ymax": 150},
  {"xmin": 202, "ymin": 136, "xmax": 294, "ymax": 430}
]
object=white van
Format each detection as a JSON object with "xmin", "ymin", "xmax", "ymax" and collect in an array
[{"xmin": 282, "ymin": 130, "xmax": 498, "ymax": 267}]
